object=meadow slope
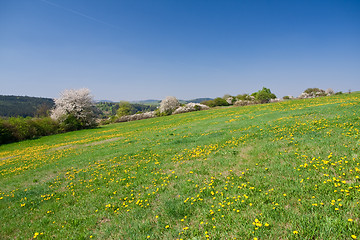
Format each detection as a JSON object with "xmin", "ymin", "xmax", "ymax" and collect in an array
[{"xmin": 0, "ymin": 93, "xmax": 359, "ymax": 239}]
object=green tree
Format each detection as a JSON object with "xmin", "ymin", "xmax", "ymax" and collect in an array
[
  {"xmin": 252, "ymin": 87, "xmax": 276, "ymax": 103},
  {"xmin": 117, "ymin": 101, "xmax": 132, "ymax": 117}
]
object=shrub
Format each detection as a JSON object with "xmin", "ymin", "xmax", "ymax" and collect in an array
[
  {"xmin": 214, "ymin": 97, "xmax": 230, "ymax": 106},
  {"xmin": 159, "ymin": 96, "xmax": 180, "ymax": 115},
  {"xmin": 201, "ymin": 100, "xmax": 216, "ymax": 107},
  {"xmin": 32, "ymin": 117, "xmax": 59, "ymax": 136},
  {"xmin": 172, "ymin": 103, "xmax": 209, "ymax": 114},
  {"xmin": 299, "ymin": 88, "xmax": 330, "ymax": 98},
  {"xmin": 59, "ymin": 114, "xmax": 84, "ymax": 132},
  {"xmin": 236, "ymin": 94, "xmax": 252, "ymax": 101},
  {"xmin": 0, "ymin": 119, "xmax": 15, "ymax": 144},
  {"xmin": 51, "ymin": 88, "xmax": 98, "ymax": 130},
  {"xmin": 252, "ymin": 87, "xmax": 276, "ymax": 103},
  {"xmin": 325, "ymin": 88, "xmax": 335, "ymax": 95},
  {"xmin": 116, "ymin": 111, "xmax": 155, "ymax": 122},
  {"xmin": 234, "ymin": 100, "xmax": 259, "ymax": 106},
  {"xmin": 0, "ymin": 117, "xmax": 60, "ymax": 144},
  {"xmin": 283, "ymin": 96, "xmax": 290, "ymax": 100},
  {"xmin": 201, "ymin": 98, "xmax": 229, "ymax": 107}
]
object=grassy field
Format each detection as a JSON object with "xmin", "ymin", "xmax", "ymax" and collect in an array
[{"xmin": 0, "ymin": 93, "xmax": 359, "ymax": 240}]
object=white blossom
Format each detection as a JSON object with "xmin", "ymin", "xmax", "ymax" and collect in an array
[
  {"xmin": 51, "ymin": 88, "xmax": 96, "ymax": 127},
  {"xmin": 172, "ymin": 103, "xmax": 209, "ymax": 114},
  {"xmin": 159, "ymin": 96, "xmax": 180, "ymax": 114}
]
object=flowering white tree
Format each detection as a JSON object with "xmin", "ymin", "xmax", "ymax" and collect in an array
[
  {"xmin": 51, "ymin": 88, "xmax": 97, "ymax": 129},
  {"xmin": 159, "ymin": 96, "xmax": 180, "ymax": 115}
]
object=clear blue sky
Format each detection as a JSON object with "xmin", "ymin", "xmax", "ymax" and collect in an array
[{"xmin": 1, "ymin": 0, "xmax": 359, "ymax": 101}]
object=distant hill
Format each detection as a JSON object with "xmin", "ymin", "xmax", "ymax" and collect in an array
[
  {"xmin": 0, "ymin": 95, "xmax": 54, "ymax": 117},
  {"xmin": 130, "ymin": 100, "xmax": 161, "ymax": 106},
  {"xmin": 0, "ymin": 95, "xmax": 213, "ymax": 118},
  {"xmin": 185, "ymin": 98, "xmax": 213, "ymax": 103},
  {"xmin": 131, "ymin": 98, "xmax": 213, "ymax": 105},
  {"xmin": 95, "ymin": 100, "xmax": 114, "ymax": 103}
]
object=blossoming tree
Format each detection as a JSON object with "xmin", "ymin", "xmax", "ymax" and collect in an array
[{"xmin": 51, "ymin": 88, "xmax": 97, "ymax": 130}]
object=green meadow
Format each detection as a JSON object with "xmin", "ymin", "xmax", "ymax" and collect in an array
[{"xmin": 0, "ymin": 93, "xmax": 359, "ymax": 239}]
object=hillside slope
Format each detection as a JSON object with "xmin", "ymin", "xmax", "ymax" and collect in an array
[
  {"xmin": 0, "ymin": 93, "xmax": 359, "ymax": 239},
  {"xmin": 0, "ymin": 95, "xmax": 54, "ymax": 117}
]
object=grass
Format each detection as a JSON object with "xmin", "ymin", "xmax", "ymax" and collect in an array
[{"xmin": 0, "ymin": 93, "xmax": 359, "ymax": 239}]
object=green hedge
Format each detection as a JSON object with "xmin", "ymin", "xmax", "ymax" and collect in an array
[{"xmin": 0, "ymin": 117, "xmax": 60, "ymax": 144}]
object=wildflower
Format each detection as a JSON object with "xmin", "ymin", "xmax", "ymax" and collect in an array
[
  {"xmin": 348, "ymin": 219, "xmax": 353, "ymax": 222},
  {"xmin": 293, "ymin": 230, "xmax": 299, "ymax": 234},
  {"xmin": 351, "ymin": 235, "xmax": 357, "ymax": 239}
]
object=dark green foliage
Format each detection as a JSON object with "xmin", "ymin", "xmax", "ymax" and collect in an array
[
  {"xmin": 96, "ymin": 102, "xmax": 119, "ymax": 118},
  {"xmin": 214, "ymin": 97, "xmax": 230, "ymax": 106},
  {"xmin": 236, "ymin": 94, "xmax": 252, "ymax": 101},
  {"xmin": 117, "ymin": 102, "xmax": 132, "ymax": 117},
  {"xmin": 154, "ymin": 109, "xmax": 169, "ymax": 117},
  {"xmin": 0, "ymin": 95, "xmax": 54, "ymax": 117},
  {"xmin": 201, "ymin": 100, "xmax": 216, "ymax": 107},
  {"xmin": 96, "ymin": 102, "xmax": 157, "ymax": 118},
  {"xmin": 186, "ymin": 98, "xmax": 213, "ymax": 103},
  {"xmin": 201, "ymin": 98, "xmax": 229, "ymax": 107},
  {"xmin": 0, "ymin": 117, "xmax": 59, "ymax": 145},
  {"xmin": 131, "ymin": 104, "xmax": 157, "ymax": 114},
  {"xmin": 252, "ymin": 87, "xmax": 276, "ymax": 103},
  {"xmin": 59, "ymin": 114, "xmax": 84, "ymax": 132},
  {"xmin": 283, "ymin": 96, "xmax": 290, "ymax": 100},
  {"xmin": 194, "ymin": 105, "xmax": 201, "ymax": 111},
  {"xmin": 0, "ymin": 120, "xmax": 15, "ymax": 144}
]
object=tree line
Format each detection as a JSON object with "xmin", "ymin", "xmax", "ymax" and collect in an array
[{"xmin": 0, "ymin": 87, "xmax": 344, "ymax": 145}]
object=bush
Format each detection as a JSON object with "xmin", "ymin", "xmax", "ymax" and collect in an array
[
  {"xmin": 59, "ymin": 114, "xmax": 84, "ymax": 132},
  {"xmin": 252, "ymin": 87, "xmax": 276, "ymax": 103},
  {"xmin": 0, "ymin": 120, "xmax": 15, "ymax": 144},
  {"xmin": 214, "ymin": 97, "xmax": 230, "ymax": 106},
  {"xmin": 32, "ymin": 117, "xmax": 59, "ymax": 136},
  {"xmin": 201, "ymin": 97, "xmax": 230, "ymax": 108},
  {"xmin": 283, "ymin": 96, "xmax": 290, "ymax": 100},
  {"xmin": 0, "ymin": 117, "xmax": 60, "ymax": 145},
  {"xmin": 201, "ymin": 100, "xmax": 216, "ymax": 107},
  {"xmin": 116, "ymin": 111, "xmax": 155, "ymax": 122},
  {"xmin": 172, "ymin": 103, "xmax": 209, "ymax": 114},
  {"xmin": 159, "ymin": 96, "xmax": 180, "ymax": 115},
  {"xmin": 236, "ymin": 94, "xmax": 252, "ymax": 101},
  {"xmin": 51, "ymin": 88, "xmax": 98, "ymax": 129}
]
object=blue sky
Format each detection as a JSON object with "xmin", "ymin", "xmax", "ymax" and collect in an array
[{"xmin": 0, "ymin": 0, "xmax": 359, "ymax": 101}]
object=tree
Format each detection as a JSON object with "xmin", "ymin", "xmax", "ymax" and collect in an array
[
  {"xmin": 159, "ymin": 96, "xmax": 180, "ymax": 115},
  {"xmin": 252, "ymin": 87, "xmax": 276, "ymax": 103},
  {"xmin": 117, "ymin": 101, "xmax": 132, "ymax": 117},
  {"xmin": 213, "ymin": 97, "xmax": 230, "ymax": 106},
  {"xmin": 51, "ymin": 88, "xmax": 97, "ymax": 130}
]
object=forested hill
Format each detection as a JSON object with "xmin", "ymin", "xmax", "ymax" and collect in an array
[{"xmin": 0, "ymin": 95, "xmax": 55, "ymax": 117}]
